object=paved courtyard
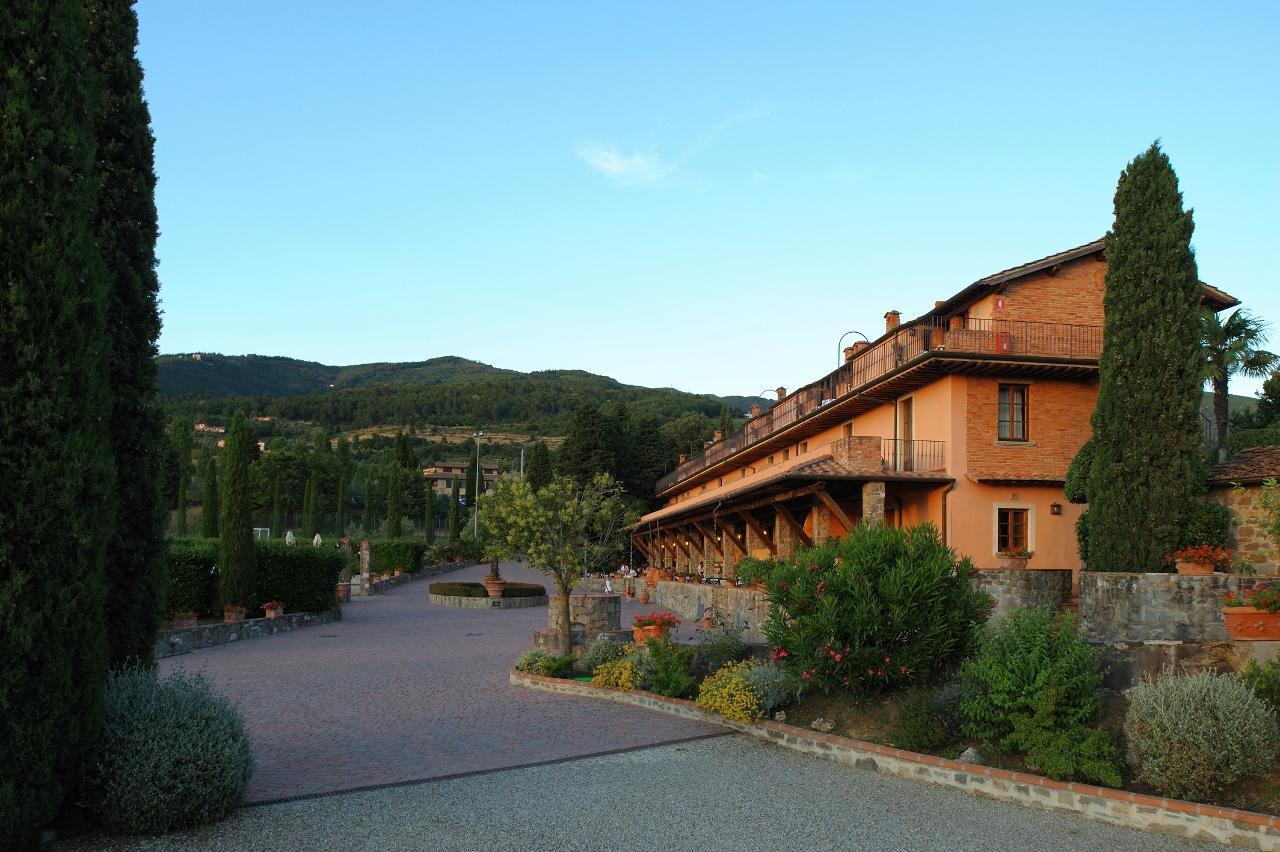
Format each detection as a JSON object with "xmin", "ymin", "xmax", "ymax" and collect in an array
[{"xmin": 161, "ymin": 560, "xmax": 716, "ymax": 802}]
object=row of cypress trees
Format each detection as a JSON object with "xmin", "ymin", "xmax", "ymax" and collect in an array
[{"xmin": 0, "ymin": 1, "xmax": 167, "ymax": 843}]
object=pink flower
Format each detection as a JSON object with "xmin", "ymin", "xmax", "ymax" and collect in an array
[
  {"xmin": 771, "ymin": 646, "xmax": 789, "ymax": 660},
  {"xmin": 808, "ymin": 562, "xmax": 820, "ymax": 572},
  {"xmin": 833, "ymin": 653, "xmax": 842, "ymax": 662},
  {"xmin": 801, "ymin": 670, "xmax": 812, "ymax": 680},
  {"xmin": 883, "ymin": 656, "xmax": 891, "ymax": 664},
  {"xmin": 899, "ymin": 666, "xmax": 909, "ymax": 675}
]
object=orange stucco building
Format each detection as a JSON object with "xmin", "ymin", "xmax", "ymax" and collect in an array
[{"xmin": 632, "ymin": 240, "xmax": 1238, "ymax": 577}]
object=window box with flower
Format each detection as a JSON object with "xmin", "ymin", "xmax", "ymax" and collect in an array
[
  {"xmin": 1173, "ymin": 544, "xmax": 1233, "ymax": 575},
  {"xmin": 996, "ymin": 549, "xmax": 1033, "ymax": 571},
  {"xmin": 1224, "ymin": 584, "xmax": 1280, "ymax": 640}
]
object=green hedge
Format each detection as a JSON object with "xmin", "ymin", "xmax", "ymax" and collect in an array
[
  {"xmin": 255, "ymin": 541, "xmax": 344, "ymax": 613},
  {"xmin": 371, "ymin": 538, "xmax": 425, "ymax": 574},
  {"xmin": 164, "ymin": 538, "xmax": 219, "ymax": 616},
  {"xmin": 1227, "ymin": 427, "xmax": 1280, "ymax": 456},
  {"xmin": 429, "ymin": 581, "xmax": 546, "ymax": 598}
]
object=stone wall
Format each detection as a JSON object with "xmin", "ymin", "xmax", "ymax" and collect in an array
[
  {"xmin": 1079, "ymin": 572, "xmax": 1259, "ymax": 644},
  {"xmin": 973, "ymin": 568, "xmax": 1072, "ymax": 619},
  {"xmin": 155, "ymin": 609, "xmax": 341, "ymax": 659},
  {"xmin": 428, "ymin": 592, "xmax": 547, "ymax": 609},
  {"xmin": 651, "ymin": 581, "xmax": 770, "ymax": 643},
  {"xmin": 1209, "ymin": 483, "xmax": 1279, "ymax": 576},
  {"xmin": 534, "ymin": 593, "xmax": 629, "ymax": 651}
]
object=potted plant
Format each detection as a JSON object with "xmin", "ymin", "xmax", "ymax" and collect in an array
[
  {"xmin": 632, "ymin": 611, "xmax": 680, "ymax": 645},
  {"xmin": 223, "ymin": 604, "xmax": 246, "ymax": 623},
  {"xmin": 1173, "ymin": 544, "xmax": 1232, "ymax": 575},
  {"xmin": 263, "ymin": 599, "xmax": 284, "ymax": 619},
  {"xmin": 1224, "ymin": 584, "xmax": 1280, "ymax": 640},
  {"xmin": 481, "ymin": 557, "xmax": 507, "ymax": 598},
  {"xmin": 996, "ymin": 549, "xmax": 1033, "ymax": 570},
  {"xmin": 171, "ymin": 611, "xmax": 199, "ymax": 629}
]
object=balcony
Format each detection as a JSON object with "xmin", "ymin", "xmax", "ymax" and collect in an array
[
  {"xmin": 657, "ymin": 315, "xmax": 1100, "ymax": 494},
  {"xmin": 831, "ymin": 436, "xmax": 947, "ymax": 475}
]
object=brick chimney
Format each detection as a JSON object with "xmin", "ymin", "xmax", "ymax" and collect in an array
[
  {"xmin": 884, "ymin": 310, "xmax": 901, "ymax": 332},
  {"xmin": 712, "ymin": 430, "xmax": 723, "ymax": 442},
  {"xmin": 776, "ymin": 386, "xmax": 786, "ymax": 400},
  {"xmin": 678, "ymin": 453, "xmax": 686, "ymax": 464},
  {"xmin": 844, "ymin": 341, "xmax": 870, "ymax": 362},
  {"xmin": 750, "ymin": 404, "xmax": 762, "ymax": 418}
]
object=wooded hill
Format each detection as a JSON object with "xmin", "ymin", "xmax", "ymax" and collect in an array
[{"xmin": 158, "ymin": 353, "xmax": 766, "ymax": 434}]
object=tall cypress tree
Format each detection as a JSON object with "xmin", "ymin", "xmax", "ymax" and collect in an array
[
  {"xmin": 448, "ymin": 479, "xmax": 462, "ymax": 545},
  {"xmin": 0, "ymin": 2, "xmax": 113, "ymax": 842},
  {"xmin": 718, "ymin": 404, "xmax": 732, "ymax": 438},
  {"xmin": 271, "ymin": 476, "xmax": 284, "ymax": 538},
  {"xmin": 199, "ymin": 447, "xmax": 219, "ymax": 538},
  {"xmin": 527, "ymin": 440, "xmax": 552, "ymax": 493},
  {"xmin": 1086, "ymin": 143, "xmax": 1203, "ymax": 571},
  {"xmin": 175, "ymin": 467, "xmax": 189, "ymax": 535},
  {"xmin": 219, "ymin": 412, "xmax": 257, "ymax": 606},
  {"xmin": 90, "ymin": 0, "xmax": 166, "ymax": 667},
  {"xmin": 425, "ymin": 490, "xmax": 437, "ymax": 541},
  {"xmin": 168, "ymin": 417, "xmax": 192, "ymax": 535},
  {"xmin": 335, "ymin": 436, "xmax": 352, "ymax": 534},
  {"xmin": 386, "ymin": 465, "xmax": 404, "ymax": 537},
  {"xmin": 558, "ymin": 406, "xmax": 615, "ymax": 483},
  {"xmin": 302, "ymin": 474, "xmax": 318, "ymax": 539}
]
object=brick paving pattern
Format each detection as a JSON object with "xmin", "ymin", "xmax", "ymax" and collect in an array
[{"xmin": 162, "ymin": 561, "xmax": 714, "ymax": 802}]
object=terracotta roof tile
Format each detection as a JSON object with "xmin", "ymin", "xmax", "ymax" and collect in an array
[{"xmin": 1210, "ymin": 446, "xmax": 1280, "ymax": 484}]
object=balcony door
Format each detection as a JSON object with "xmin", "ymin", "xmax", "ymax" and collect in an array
[{"xmin": 899, "ymin": 397, "xmax": 914, "ymax": 472}]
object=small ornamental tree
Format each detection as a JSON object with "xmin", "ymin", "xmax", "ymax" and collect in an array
[
  {"xmin": 1086, "ymin": 143, "xmax": 1204, "ymax": 572},
  {"xmin": 218, "ymin": 412, "xmax": 256, "ymax": 607},
  {"xmin": 481, "ymin": 473, "xmax": 633, "ymax": 653},
  {"xmin": 758, "ymin": 523, "xmax": 991, "ymax": 695}
]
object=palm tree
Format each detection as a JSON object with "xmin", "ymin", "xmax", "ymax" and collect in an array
[{"xmin": 1202, "ymin": 308, "xmax": 1278, "ymax": 461}]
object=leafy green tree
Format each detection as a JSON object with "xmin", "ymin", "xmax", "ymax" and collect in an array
[
  {"xmin": 448, "ymin": 479, "xmax": 462, "ymax": 545},
  {"xmin": 219, "ymin": 412, "xmax": 257, "ymax": 607},
  {"xmin": 1086, "ymin": 143, "xmax": 1203, "ymax": 572},
  {"xmin": 526, "ymin": 440, "xmax": 552, "ymax": 492},
  {"xmin": 0, "ymin": 1, "xmax": 113, "ymax": 841},
  {"xmin": 558, "ymin": 406, "xmax": 616, "ymax": 482},
  {"xmin": 199, "ymin": 447, "xmax": 219, "ymax": 538},
  {"xmin": 1201, "ymin": 309, "xmax": 1277, "ymax": 460},
  {"xmin": 481, "ymin": 474, "xmax": 633, "ymax": 653},
  {"xmin": 90, "ymin": 0, "xmax": 167, "ymax": 667},
  {"xmin": 660, "ymin": 411, "xmax": 715, "ymax": 462}
]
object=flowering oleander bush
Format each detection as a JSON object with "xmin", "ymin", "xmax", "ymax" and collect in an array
[
  {"xmin": 592, "ymin": 657, "xmax": 642, "ymax": 691},
  {"xmin": 633, "ymin": 612, "xmax": 680, "ymax": 630},
  {"xmin": 696, "ymin": 660, "xmax": 761, "ymax": 723},
  {"xmin": 1172, "ymin": 544, "xmax": 1232, "ymax": 571},
  {"xmin": 759, "ymin": 522, "xmax": 991, "ymax": 695},
  {"xmin": 87, "ymin": 666, "xmax": 253, "ymax": 834},
  {"xmin": 1224, "ymin": 583, "xmax": 1280, "ymax": 612},
  {"xmin": 1126, "ymin": 667, "xmax": 1279, "ymax": 801}
]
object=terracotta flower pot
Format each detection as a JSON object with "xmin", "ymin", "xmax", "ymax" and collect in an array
[
  {"xmin": 171, "ymin": 616, "xmax": 198, "ymax": 630},
  {"xmin": 1223, "ymin": 606, "xmax": 1280, "ymax": 640},
  {"xmin": 482, "ymin": 576, "xmax": 507, "ymax": 599},
  {"xmin": 223, "ymin": 608, "xmax": 245, "ymax": 624},
  {"xmin": 337, "ymin": 583, "xmax": 351, "ymax": 602},
  {"xmin": 264, "ymin": 605, "xmax": 283, "ymax": 619},
  {"xmin": 996, "ymin": 556, "xmax": 1029, "ymax": 571},
  {"xmin": 637, "ymin": 588, "xmax": 650, "ymax": 604},
  {"xmin": 632, "ymin": 624, "xmax": 667, "ymax": 645},
  {"xmin": 1176, "ymin": 559, "xmax": 1214, "ymax": 575}
]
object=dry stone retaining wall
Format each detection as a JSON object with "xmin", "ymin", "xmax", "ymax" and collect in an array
[
  {"xmin": 975, "ymin": 568, "xmax": 1072, "ymax": 618},
  {"xmin": 1079, "ymin": 572, "xmax": 1259, "ymax": 644}
]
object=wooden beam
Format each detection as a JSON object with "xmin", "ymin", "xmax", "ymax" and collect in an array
[
  {"xmin": 773, "ymin": 501, "xmax": 813, "ymax": 549},
  {"xmin": 737, "ymin": 510, "xmax": 777, "ymax": 556},
  {"xmin": 670, "ymin": 531, "xmax": 692, "ymax": 561},
  {"xmin": 631, "ymin": 536, "xmax": 651, "ymax": 561},
  {"xmin": 816, "ymin": 488, "xmax": 857, "ymax": 534},
  {"xmin": 723, "ymin": 523, "xmax": 747, "ymax": 556},
  {"xmin": 691, "ymin": 520, "xmax": 723, "ymax": 557}
]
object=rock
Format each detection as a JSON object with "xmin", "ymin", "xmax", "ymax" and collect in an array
[
  {"xmin": 809, "ymin": 717, "xmax": 835, "ymax": 734},
  {"xmin": 773, "ymin": 711, "xmax": 786, "ymax": 723},
  {"xmin": 958, "ymin": 747, "xmax": 984, "ymax": 765}
]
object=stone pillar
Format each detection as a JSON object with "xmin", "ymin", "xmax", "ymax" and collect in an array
[
  {"xmin": 723, "ymin": 539, "xmax": 741, "ymax": 579},
  {"xmin": 352, "ymin": 539, "xmax": 372, "ymax": 596},
  {"xmin": 862, "ymin": 481, "xmax": 886, "ymax": 524},
  {"xmin": 745, "ymin": 522, "xmax": 765, "ymax": 560},
  {"xmin": 810, "ymin": 497, "xmax": 832, "ymax": 545},
  {"xmin": 774, "ymin": 509, "xmax": 797, "ymax": 560}
]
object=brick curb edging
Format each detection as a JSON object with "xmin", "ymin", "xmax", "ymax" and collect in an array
[{"xmin": 511, "ymin": 670, "xmax": 1280, "ymax": 848}]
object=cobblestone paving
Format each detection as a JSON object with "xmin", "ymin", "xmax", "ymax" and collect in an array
[{"xmin": 161, "ymin": 561, "xmax": 715, "ymax": 802}]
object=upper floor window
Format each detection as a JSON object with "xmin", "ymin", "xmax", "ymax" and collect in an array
[
  {"xmin": 998, "ymin": 384, "xmax": 1028, "ymax": 441},
  {"xmin": 799, "ymin": 441, "xmax": 808, "ymax": 454}
]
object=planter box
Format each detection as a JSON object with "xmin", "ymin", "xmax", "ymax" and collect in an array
[
  {"xmin": 632, "ymin": 624, "xmax": 668, "ymax": 645},
  {"xmin": 995, "ymin": 556, "xmax": 1029, "ymax": 571},
  {"xmin": 171, "ymin": 616, "xmax": 198, "ymax": 630},
  {"xmin": 1175, "ymin": 559, "xmax": 1214, "ymax": 576},
  {"xmin": 1223, "ymin": 606, "xmax": 1280, "ymax": 640},
  {"xmin": 223, "ymin": 609, "xmax": 246, "ymax": 623}
]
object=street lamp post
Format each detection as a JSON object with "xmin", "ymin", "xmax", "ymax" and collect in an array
[
  {"xmin": 837, "ymin": 330, "xmax": 870, "ymax": 366},
  {"xmin": 471, "ymin": 431, "xmax": 483, "ymax": 538}
]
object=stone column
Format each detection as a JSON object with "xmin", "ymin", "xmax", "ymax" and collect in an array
[
  {"xmin": 774, "ymin": 508, "xmax": 797, "ymax": 560},
  {"xmin": 810, "ymin": 497, "xmax": 832, "ymax": 545},
  {"xmin": 862, "ymin": 481, "xmax": 886, "ymax": 524},
  {"xmin": 745, "ymin": 522, "xmax": 764, "ymax": 560}
]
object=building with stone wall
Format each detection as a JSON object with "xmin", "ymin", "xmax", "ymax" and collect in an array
[
  {"xmin": 632, "ymin": 240, "xmax": 1239, "ymax": 579},
  {"xmin": 1209, "ymin": 446, "xmax": 1280, "ymax": 576}
]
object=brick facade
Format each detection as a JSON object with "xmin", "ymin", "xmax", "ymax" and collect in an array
[
  {"xmin": 996, "ymin": 257, "xmax": 1106, "ymax": 328},
  {"xmin": 966, "ymin": 376, "xmax": 1096, "ymax": 482}
]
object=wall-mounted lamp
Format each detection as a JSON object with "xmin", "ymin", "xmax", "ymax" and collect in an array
[{"xmin": 1050, "ymin": 502, "xmax": 1063, "ymax": 516}]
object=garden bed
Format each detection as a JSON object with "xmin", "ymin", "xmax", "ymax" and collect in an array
[
  {"xmin": 510, "ymin": 669, "xmax": 1280, "ymax": 846},
  {"xmin": 428, "ymin": 581, "xmax": 548, "ymax": 610}
]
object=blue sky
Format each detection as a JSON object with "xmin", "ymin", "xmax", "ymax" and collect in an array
[{"xmin": 138, "ymin": 1, "xmax": 1280, "ymax": 399}]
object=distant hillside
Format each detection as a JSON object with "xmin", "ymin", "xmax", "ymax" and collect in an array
[
  {"xmin": 1200, "ymin": 390, "xmax": 1257, "ymax": 419},
  {"xmin": 158, "ymin": 353, "xmax": 767, "ymax": 435}
]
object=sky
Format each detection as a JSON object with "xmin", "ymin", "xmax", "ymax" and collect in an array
[{"xmin": 137, "ymin": 1, "xmax": 1280, "ymax": 400}]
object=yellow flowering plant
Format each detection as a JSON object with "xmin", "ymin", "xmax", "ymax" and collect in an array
[{"xmin": 695, "ymin": 660, "xmax": 762, "ymax": 723}]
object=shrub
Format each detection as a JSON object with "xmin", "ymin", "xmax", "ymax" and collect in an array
[
  {"xmin": 890, "ymin": 692, "xmax": 953, "ymax": 753},
  {"xmin": 371, "ymin": 538, "xmax": 425, "ymax": 574},
  {"xmin": 580, "ymin": 637, "xmax": 627, "ymax": 676},
  {"xmin": 1228, "ymin": 427, "xmax": 1280, "ymax": 456},
  {"xmin": 760, "ymin": 523, "xmax": 991, "ymax": 695},
  {"xmin": 1178, "ymin": 502, "xmax": 1231, "ymax": 549},
  {"xmin": 513, "ymin": 650, "xmax": 575, "ymax": 678},
  {"xmin": 740, "ymin": 663, "xmax": 795, "ymax": 716},
  {"xmin": 428, "ymin": 581, "xmax": 545, "ymax": 598},
  {"xmin": 1075, "ymin": 510, "xmax": 1090, "ymax": 566},
  {"xmin": 1064, "ymin": 437, "xmax": 1095, "ymax": 504},
  {"xmin": 164, "ymin": 538, "xmax": 219, "ymax": 616},
  {"xmin": 1240, "ymin": 656, "xmax": 1280, "ymax": 711},
  {"xmin": 1010, "ymin": 717, "xmax": 1122, "ymax": 787},
  {"xmin": 694, "ymin": 621, "xmax": 748, "ymax": 674},
  {"xmin": 696, "ymin": 661, "xmax": 762, "ymax": 723},
  {"xmin": 254, "ymin": 540, "xmax": 344, "ymax": 613},
  {"xmin": 88, "ymin": 666, "xmax": 253, "ymax": 833},
  {"xmin": 646, "ymin": 639, "xmax": 698, "ymax": 698},
  {"xmin": 1125, "ymin": 667, "xmax": 1279, "ymax": 801},
  {"xmin": 592, "ymin": 657, "xmax": 642, "ymax": 691}
]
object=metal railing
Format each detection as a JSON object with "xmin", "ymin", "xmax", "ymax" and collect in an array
[
  {"xmin": 880, "ymin": 438, "xmax": 946, "ymax": 473},
  {"xmin": 656, "ymin": 315, "xmax": 1101, "ymax": 493}
]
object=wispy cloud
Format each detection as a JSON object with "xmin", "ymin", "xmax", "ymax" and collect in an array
[{"xmin": 575, "ymin": 102, "xmax": 773, "ymax": 186}]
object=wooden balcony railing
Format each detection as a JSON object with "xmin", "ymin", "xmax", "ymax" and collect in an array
[{"xmin": 656, "ymin": 315, "xmax": 1100, "ymax": 494}]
